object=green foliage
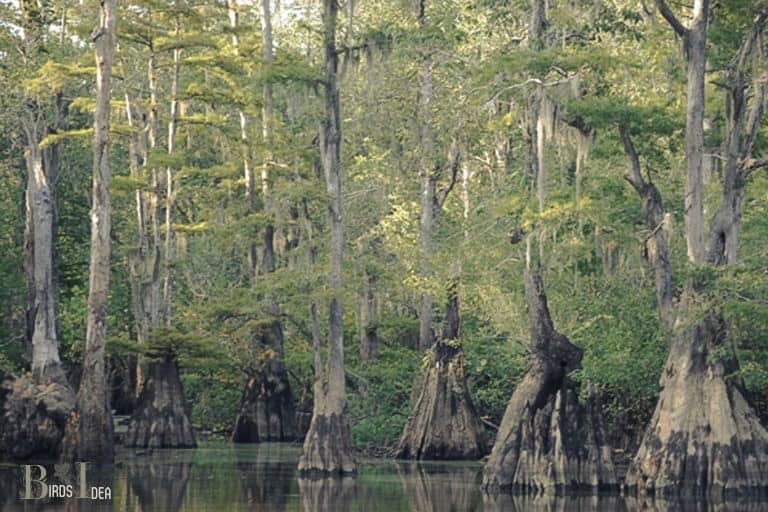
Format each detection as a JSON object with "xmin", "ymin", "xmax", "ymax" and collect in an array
[
  {"xmin": 1, "ymin": 0, "xmax": 768, "ymax": 459},
  {"xmin": 346, "ymin": 345, "xmax": 420, "ymax": 450}
]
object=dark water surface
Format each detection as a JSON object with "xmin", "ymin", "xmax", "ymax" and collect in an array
[{"xmin": 0, "ymin": 443, "xmax": 765, "ymax": 511}]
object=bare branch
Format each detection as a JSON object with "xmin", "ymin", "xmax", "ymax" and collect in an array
[
  {"xmin": 744, "ymin": 157, "xmax": 768, "ymax": 178},
  {"xmin": 655, "ymin": 0, "xmax": 689, "ymax": 38},
  {"xmin": 435, "ymin": 142, "xmax": 461, "ymax": 212},
  {"xmin": 618, "ymin": 124, "xmax": 645, "ymax": 192}
]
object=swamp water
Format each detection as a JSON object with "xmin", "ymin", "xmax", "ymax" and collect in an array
[{"xmin": 0, "ymin": 443, "xmax": 764, "ymax": 511}]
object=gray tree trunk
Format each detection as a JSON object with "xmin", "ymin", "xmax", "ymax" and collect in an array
[
  {"xmin": 61, "ymin": 0, "xmax": 117, "ymax": 463},
  {"xmin": 417, "ymin": 0, "xmax": 437, "ymax": 352},
  {"xmin": 0, "ymin": 2, "xmax": 74, "ymax": 462},
  {"xmin": 483, "ymin": 6, "xmax": 615, "ymax": 488},
  {"xmin": 482, "ymin": 270, "xmax": 616, "ymax": 492},
  {"xmin": 619, "ymin": 124, "xmax": 673, "ymax": 327},
  {"xmin": 627, "ymin": 5, "xmax": 768, "ymax": 495},
  {"xmin": 23, "ymin": 130, "xmax": 68, "ymax": 386},
  {"xmin": 126, "ymin": 22, "xmax": 195, "ymax": 449},
  {"xmin": 231, "ymin": 0, "xmax": 297, "ymax": 444},
  {"xmin": 124, "ymin": 356, "xmax": 195, "ymax": 448},
  {"xmin": 359, "ymin": 269, "xmax": 378, "ymax": 361},
  {"xmin": 395, "ymin": 283, "xmax": 488, "ymax": 460},
  {"xmin": 297, "ymin": 0, "xmax": 355, "ymax": 476}
]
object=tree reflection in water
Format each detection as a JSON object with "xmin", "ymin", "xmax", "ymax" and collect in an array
[
  {"xmin": 125, "ymin": 458, "xmax": 190, "ymax": 512},
  {"xmin": 396, "ymin": 461, "xmax": 482, "ymax": 512},
  {"xmin": 298, "ymin": 477, "xmax": 357, "ymax": 512},
  {"xmin": 235, "ymin": 443, "xmax": 295, "ymax": 511},
  {"xmin": 483, "ymin": 493, "xmax": 768, "ymax": 512}
]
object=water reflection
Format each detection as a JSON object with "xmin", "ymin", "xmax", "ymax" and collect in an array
[
  {"xmin": 298, "ymin": 477, "xmax": 357, "ymax": 512},
  {"xmin": 482, "ymin": 493, "xmax": 768, "ymax": 512},
  {"xmin": 1, "ymin": 445, "xmax": 767, "ymax": 511},
  {"xmin": 125, "ymin": 458, "xmax": 191, "ymax": 512},
  {"xmin": 235, "ymin": 443, "xmax": 294, "ymax": 511},
  {"xmin": 396, "ymin": 461, "xmax": 482, "ymax": 512},
  {"xmin": 483, "ymin": 493, "xmax": 629, "ymax": 512},
  {"xmin": 627, "ymin": 495, "xmax": 768, "ymax": 512}
]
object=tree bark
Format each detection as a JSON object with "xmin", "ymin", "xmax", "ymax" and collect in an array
[
  {"xmin": 61, "ymin": 0, "xmax": 117, "ymax": 463},
  {"xmin": 126, "ymin": 20, "xmax": 194, "ymax": 448},
  {"xmin": 619, "ymin": 124, "xmax": 674, "ymax": 327},
  {"xmin": 359, "ymin": 269, "xmax": 378, "ymax": 361},
  {"xmin": 125, "ymin": 356, "xmax": 196, "ymax": 448},
  {"xmin": 297, "ymin": 0, "xmax": 355, "ymax": 476},
  {"xmin": 626, "ymin": 302, "xmax": 768, "ymax": 496},
  {"xmin": 627, "ymin": 10, "xmax": 768, "ymax": 495},
  {"xmin": 232, "ymin": 301, "xmax": 298, "ymax": 442},
  {"xmin": 682, "ymin": 0, "xmax": 709, "ymax": 264},
  {"xmin": 395, "ymin": 282, "xmax": 488, "ymax": 460},
  {"xmin": 231, "ymin": 0, "xmax": 297, "ymax": 444},
  {"xmin": 417, "ymin": 0, "xmax": 437, "ymax": 352},
  {"xmin": 482, "ymin": 269, "xmax": 616, "ymax": 492},
  {"xmin": 0, "ymin": 3, "xmax": 75, "ymax": 461},
  {"xmin": 23, "ymin": 127, "xmax": 69, "ymax": 386}
]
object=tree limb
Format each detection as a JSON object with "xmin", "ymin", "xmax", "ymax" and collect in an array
[
  {"xmin": 435, "ymin": 142, "xmax": 461, "ymax": 212},
  {"xmin": 655, "ymin": 0, "xmax": 689, "ymax": 38},
  {"xmin": 618, "ymin": 124, "xmax": 645, "ymax": 192}
]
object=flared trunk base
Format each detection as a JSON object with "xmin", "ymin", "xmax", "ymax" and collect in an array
[
  {"xmin": 395, "ymin": 342, "xmax": 487, "ymax": 460},
  {"xmin": 125, "ymin": 357, "xmax": 195, "ymax": 448},
  {"xmin": 298, "ymin": 412, "xmax": 356, "ymax": 476},
  {"xmin": 232, "ymin": 361, "xmax": 298, "ymax": 443},
  {"xmin": 627, "ymin": 313, "xmax": 768, "ymax": 496},
  {"xmin": 0, "ymin": 376, "xmax": 74, "ymax": 458}
]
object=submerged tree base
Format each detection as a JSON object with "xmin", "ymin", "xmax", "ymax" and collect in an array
[
  {"xmin": 125, "ymin": 357, "xmax": 195, "ymax": 448},
  {"xmin": 0, "ymin": 375, "xmax": 74, "ymax": 458},
  {"xmin": 626, "ymin": 311, "xmax": 768, "ymax": 496},
  {"xmin": 232, "ymin": 360, "xmax": 298, "ymax": 443},
  {"xmin": 395, "ymin": 341, "xmax": 488, "ymax": 460},
  {"xmin": 482, "ymin": 270, "xmax": 616, "ymax": 493},
  {"xmin": 298, "ymin": 412, "xmax": 356, "ymax": 476}
]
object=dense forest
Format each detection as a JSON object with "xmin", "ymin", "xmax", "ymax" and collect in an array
[{"xmin": 1, "ymin": 0, "xmax": 768, "ymax": 499}]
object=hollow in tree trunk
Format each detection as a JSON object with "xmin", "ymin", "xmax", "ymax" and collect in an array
[
  {"xmin": 125, "ymin": 355, "xmax": 195, "ymax": 448},
  {"xmin": 395, "ymin": 283, "xmax": 488, "ymax": 460},
  {"xmin": 482, "ymin": 269, "xmax": 616, "ymax": 492}
]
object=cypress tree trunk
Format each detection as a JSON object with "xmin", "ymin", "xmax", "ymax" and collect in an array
[
  {"xmin": 232, "ymin": 307, "xmax": 298, "ymax": 442},
  {"xmin": 125, "ymin": 22, "xmax": 194, "ymax": 448},
  {"xmin": 395, "ymin": 283, "xmax": 487, "ymax": 460},
  {"xmin": 626, "ymin": 5, "xmax": 768, "ymax": 496},
  {"xmin": 298, "ymin": 0, "xmax": 355, "ymax": 475},
  {"xmin": 0, "ymin": 128, "xmax": 75, "ymax": 459},
  {"xmin": 61, "ymin": 0, "xmax": 117, "ymax": 463},
  {"xmin": 0, "ymin": 4, "xmax": 74, "ymax": 461},
  {"xmin": 482, "ymin": 270, "xmax": 616, "ymax": 492},
  {"xmin": 416, "ymin": 0, "xmax": 437, "ymax": 352},
  {"xmin": 125, "ymin": 356, "xmax": 195, "ymax": 448},
  {"xmin": 231, "ymin": 0, "xmax": 297, "ymax": 444}
]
